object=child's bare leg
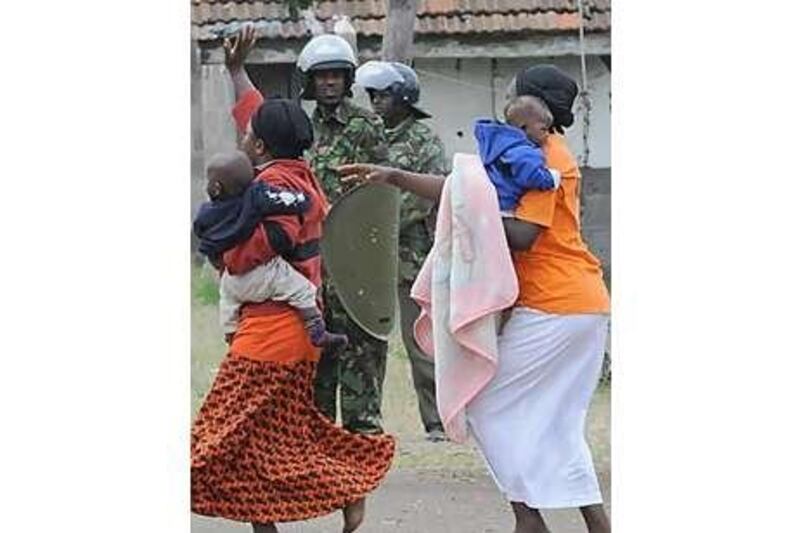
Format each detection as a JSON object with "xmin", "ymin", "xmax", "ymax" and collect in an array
[
  {"xmin": 510, "ymin": 502, "xmax": 550, "ymax": 533},
  {"xmin": 252, "ymin": 522, "xmax": 278, "ymax": 533},
  {"xmin": 342, "ymin": 497, "xmax": 366, "ymax": 533},
  {"xmin": 580, "ymin": 504, "xmax": 610, "ymax": 533}
]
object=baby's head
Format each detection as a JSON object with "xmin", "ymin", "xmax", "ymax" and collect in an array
[
  {"xmin": 504, "ymin": 95, "xmax": 553, "ymax": 146},
  {"xmin": 206, "ymin": 150, "xmax": 254, "ymax": 201},
  {"xmin": 240, "ymin": 98, "xmax": 314, "ymax": 165}
]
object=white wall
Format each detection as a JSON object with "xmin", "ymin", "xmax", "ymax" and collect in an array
[
  {"xmin": 200, "ymin": 64, "xmax": 238, "ymax": 167},
  {"xmin": 410, "ymin": 56, "xmax": 611, "ymax": 168},
  {"xmin": 191, "ymin": 64, "xmax": 239, "ymax": 221}
]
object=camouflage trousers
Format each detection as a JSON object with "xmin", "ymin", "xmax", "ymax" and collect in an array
[
  {"xmin": 314, "ymin": 285, "xmax": 387, "ymax": 435},
  {"xmin": 398, "ymin": 281, "xmax": 443, "ymax": 433}
]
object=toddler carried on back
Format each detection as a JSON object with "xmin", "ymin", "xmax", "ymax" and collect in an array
[
  {"xmin": 474, "ymin": 95, "xmax": 562, "ymax": 330},
  {"xmin": 193, "ymin": 104, "xmax": 347, "ymax": 349},
  {"xmin": 475, "ymin": 95, "xmax": 562, "ymax": 214}
]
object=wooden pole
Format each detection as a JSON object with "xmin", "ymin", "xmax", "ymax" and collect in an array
[{"xmin": 380, "ymin": 0, "xmax": 418, "ymax": 63}]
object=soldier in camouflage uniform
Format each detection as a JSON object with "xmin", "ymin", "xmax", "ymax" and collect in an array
[
  {"xmin": 296, "ymin": 35, "xmax": 391, "ymax": 435},
  {"xmin": 357, "ymin": 61, "xmax": 449, "ymax": 441}
]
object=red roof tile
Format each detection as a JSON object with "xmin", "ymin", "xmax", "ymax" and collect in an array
[{"xmin": 191, "ymin": 0, "xmax": 610, "ymax": 41}]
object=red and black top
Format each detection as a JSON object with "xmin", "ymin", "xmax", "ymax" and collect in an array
[{"xmin": 223, "ymin": 90, "xmax": 330, "ymax": 315}]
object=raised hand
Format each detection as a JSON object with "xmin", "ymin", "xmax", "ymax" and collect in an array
[{"xmin": 223, "ymin": 23, "xmax": 256, "ymax": 73}]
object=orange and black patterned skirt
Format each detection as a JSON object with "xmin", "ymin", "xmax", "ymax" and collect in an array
[{"xmin": 191, "ymin": 355, "xmax": 395, "ymax": 524}]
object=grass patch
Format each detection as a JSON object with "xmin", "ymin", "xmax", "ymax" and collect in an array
[
  {"xmin": 191, "ymin": 303, "xmax": 227, "ymax": 417},
  {"xmin": 192, "ymin": 262, "xmax": 220, "ymax": 306},
  {"xmin": 191, "ymin": 263, "xmax": 226, "ymax": 417}
]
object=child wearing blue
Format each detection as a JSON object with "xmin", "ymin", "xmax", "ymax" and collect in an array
[{"xmin": 474, "ymin": 95, "xmax": 561, "ymax": 214}]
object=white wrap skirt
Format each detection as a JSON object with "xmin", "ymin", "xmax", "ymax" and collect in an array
[{"xmin": 467, "ymin": 307, "xmax": 609, "ymax": 508}]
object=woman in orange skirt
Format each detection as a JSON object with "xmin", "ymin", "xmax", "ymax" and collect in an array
[
  {"xmin": 191, "ymin": 91, "xmax": 394, "ymax": 532},
  {"xmin": 192, "ymin": 307, "xmax": 395, "ymax": 533}
]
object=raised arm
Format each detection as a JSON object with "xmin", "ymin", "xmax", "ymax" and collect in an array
[
  {"xmin": 223, "ymin": 24, "xmax": 258, "ymax": 101},
  {"xmin": 224, "ymin": 24, "xmax": 267, "ymax": 136}
]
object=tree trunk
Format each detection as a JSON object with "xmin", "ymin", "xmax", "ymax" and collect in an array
[{"xmin": 380, "ymin": 0, "xmax": 418, "ymax": 63}]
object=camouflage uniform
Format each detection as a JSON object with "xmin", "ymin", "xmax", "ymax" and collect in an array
[
  {"xmin": 309, "ymin": 99, "xmax": 391, "ymax": 435},
  {"xmin": 387, "ymin": 116, "xmax": 449, "ymax": 434}
]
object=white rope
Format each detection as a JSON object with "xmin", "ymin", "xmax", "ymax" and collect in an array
[
  {"xmin": 576, "ymin": 0, "xmax": 590, "ymax": 95},
  {"xmin": 576, "ymin": 0, "xmax": 592, "ymax": 166}
]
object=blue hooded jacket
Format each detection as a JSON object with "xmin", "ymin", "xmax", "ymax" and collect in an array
[{"xmin": 474, "ymin": 119, "xmax": 556, "ymax": 211}]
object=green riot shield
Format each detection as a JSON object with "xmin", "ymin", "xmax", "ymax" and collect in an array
[{"xmin": 321, "ymin": 183, "xmax": 401, "ymax": 340}]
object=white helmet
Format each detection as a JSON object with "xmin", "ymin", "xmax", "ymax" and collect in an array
[
  {"xmin": 355, "ymin": 60, "xmax": 431, "ymax": 118},
  {"xmin": 355, "ymin": 60, "xmax": 404, "ymax": 91},
  {"xmin": 297, "ymin": 34, "xmax": 357, "ymax": 74},
  {"xmin": 297, "ymin": 34, "xmax": 358, "ymax": 100}
]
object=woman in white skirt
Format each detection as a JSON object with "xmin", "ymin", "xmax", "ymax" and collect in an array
[{"xmin": 338, "ymin": 64, "xmax": 610, "ymax": 533}]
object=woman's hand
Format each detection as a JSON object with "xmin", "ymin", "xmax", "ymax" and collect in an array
[
  {"xmin": 337, "ymin": 164, "xmax": 399, "ymax": 187},
  {"xmin": 339, "ymin": 164, "xmax": 446, "ymax": 202},
  {"xmin": 223, "ymin": 23, "xmax": 256, "ymax": 73}
]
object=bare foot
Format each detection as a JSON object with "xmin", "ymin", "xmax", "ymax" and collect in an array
[{"xmin": 342, "ymin": 497, "xmax": 366, "ymax": 533}]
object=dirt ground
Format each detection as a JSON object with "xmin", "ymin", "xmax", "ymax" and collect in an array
[
  {"xmin": 191, "ymin": 276, "xmax": 611, "ymax": 533},
  {"xmin": 190, "ymin": 391, "xmax": 610, "ymax": 533},
  {"xmin": 191, "ymin": 468, "xmax": 610, "ymax": 533}
]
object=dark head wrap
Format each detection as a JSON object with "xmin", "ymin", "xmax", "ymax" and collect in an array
[
  {"xmin": 515, "ymin": 65, "xmax": 578, "ymax": 134},
  {"xmin": 251, "ymin": 98, "xmax": 314, "ymax": 159}
]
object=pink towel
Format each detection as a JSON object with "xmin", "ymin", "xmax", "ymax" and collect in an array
[{"xmin": 410, "ymin": 153, "xmax": 519, "ymax": 443}]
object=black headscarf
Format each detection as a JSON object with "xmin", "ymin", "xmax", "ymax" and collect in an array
[
  {"xmin": 515, "ymin": 65, "xmax": 578, "ymax": 134},
  {"xmin": 251, "ymin": 98, "xmax": 314, "ymax": 158}
]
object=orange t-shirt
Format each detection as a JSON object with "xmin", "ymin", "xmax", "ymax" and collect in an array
[{"xmin": 512, "ymin": 134, "xmax": 610, "ymax": 315}]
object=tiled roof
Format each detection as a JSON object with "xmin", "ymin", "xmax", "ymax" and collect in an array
[{"xmin": 192, "ymin": 0, "xmax": 611, "ymax": 42}]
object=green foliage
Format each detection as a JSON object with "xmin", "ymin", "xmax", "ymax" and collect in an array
[{"xmin": 192, "ymin": 263, "xmax": 220, "ymax": 306}]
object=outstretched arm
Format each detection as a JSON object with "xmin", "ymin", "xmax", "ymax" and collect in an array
[
  {"xmin": 337, "ymin": 164, "xmax": 446, "ymax": 202},
  {"xmin": 340, "ymin": 163, "xmax": 543, "ymax": 249}
]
